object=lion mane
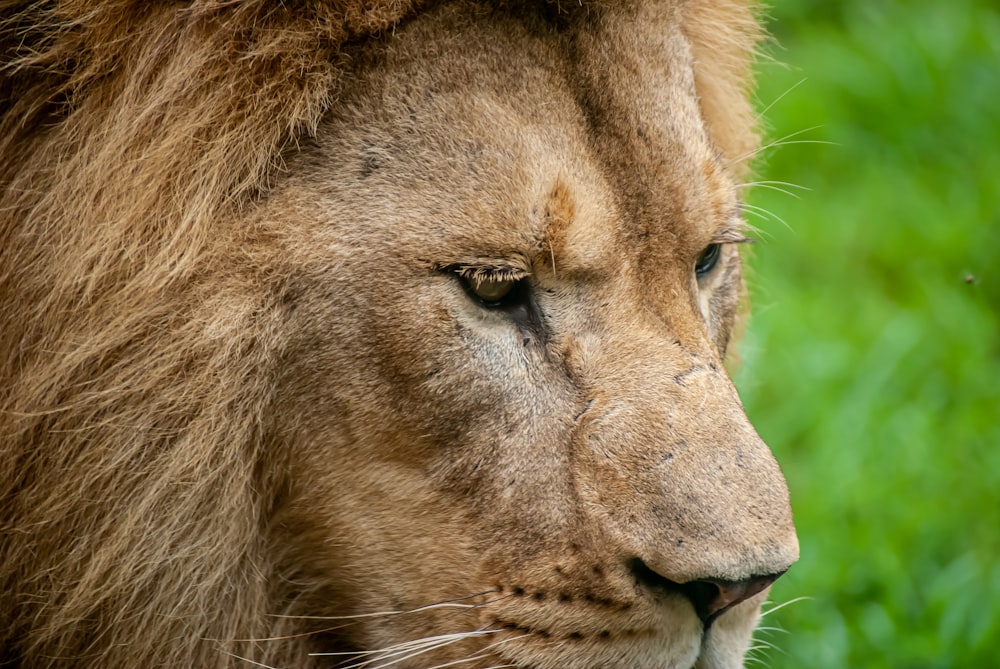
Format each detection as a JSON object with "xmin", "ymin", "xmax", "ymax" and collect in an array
[{"xmin": 1, "ymin": 1, "xmax": 786, "ymax": 667}]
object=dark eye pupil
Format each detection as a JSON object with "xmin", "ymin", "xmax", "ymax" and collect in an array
[{"xmin": 695, "ymin": 244, "xmax": 722, "ymax": 277}]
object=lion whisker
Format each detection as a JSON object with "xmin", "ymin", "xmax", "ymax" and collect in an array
[
  {"xmin": 231, "ymin": 591, "xmax": 506, "ymax": 645},
  {"xmin": 757, "ymin": 137, "xmax": 838, "ymax": 154},
  {"xmin": 740, "ymin": 202, "xmax": 791, "ymax": 231},
  {"xmin": 357, "ymin": 630, "xmax": 529, "ymax": 669},
  {"xmin": 739, "ymin": 180, "xmax": 810, "ymax": 200},
  {"xmin": 752, "ymin": 625, "xmax": 791, "ymax": 635},
  {"xmin": 236, "ymin": 592, "xmax": 511, "ymax": 646},
  {"xmin": 322, "ymin": 639, "xmax": 453, "ymax": 668},
  {"xmin": 225, "ymin": 621, "xmax": 365, "ymax": 644},
  {"xmin": 729, "ymin": 125, "xmax": 833, "ymax": 165},
  {"xmin": 418, "ymin": 630, "xmax": 533, "ymax": 669},
  {"xmin": 419, "ymin": 651, "xmax": 502, "ymax": 669},
  {"xmin": 424, "ymin": 657, "xmax": 519, "ymax": 669},
  {"xmin": 266, "ymin": 590, "xmax": 501, "ymax": 621},
  {"xmin": 315, "ymin": 629, "xmax": 499, "ymax": 657},
  {"xmin": 739, "ymin": 179, "xmax": 811, "ymax": 192},
  {"xmin": 743, "ymin": 597, "xmax": 808, "ymax": 666},
  {"xmin": 759, "ymin": 595, "xmax": 812, "ymax": 617},
  {"xmin": 218, "ymin": 649, "xmax": 282, "ymax": 669},
  {"xmin": 267, "ymin": 603, "xmax": 475, "ymax": 622},
  {"xmin": 753, "ymin": 76, "xmax": 809, "ymax": 121},
  {"xmin": 481, "ymin": 631, "xmax": 530, "ymax": 649},
  {"xmin": 317, "ymin": 629, "xmax": 502, "ymax": 668},
  {"xmin": 748, "ymin": 639, "xmax": 791, "ymax": 659}
]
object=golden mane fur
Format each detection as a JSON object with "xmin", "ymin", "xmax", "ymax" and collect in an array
[{"xmin": 1, "ymin": 1, "xmax": 792, "ymax": 667}]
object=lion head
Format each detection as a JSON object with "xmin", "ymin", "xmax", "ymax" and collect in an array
[{"xmin": 0, "ymin": 1, "xmax": 797, "ymax": 668}]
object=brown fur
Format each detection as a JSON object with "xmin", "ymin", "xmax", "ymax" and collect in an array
[{"xmin": 0, "ymin": 1, "xmax": 796, "ymax": 667}]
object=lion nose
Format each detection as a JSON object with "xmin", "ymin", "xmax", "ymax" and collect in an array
[
  {"xmin": 678, "ymin": 573, "xmax": 783, "ymax": 624},
  {"xmin": 629, "ymin": 558, "xmax": 785, "ymax": 626}
]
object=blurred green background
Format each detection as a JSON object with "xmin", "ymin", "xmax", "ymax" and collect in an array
[{"xmin": 735, "ymin": 1, "xmax": 1000, "ymax": 667}]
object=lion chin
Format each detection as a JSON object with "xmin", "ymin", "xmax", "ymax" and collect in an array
[{"xmin": 0, "ymin": 0, "xmax": 797, "ymax": 668}]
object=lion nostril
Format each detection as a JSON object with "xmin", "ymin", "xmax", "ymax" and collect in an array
[
  {"xmin": 679, "ymin": 579, "xmax": 721, "ymax": 622},
  {"xmin": 628, "ymin": 558, "xmax": 785, "ymax": 626}
]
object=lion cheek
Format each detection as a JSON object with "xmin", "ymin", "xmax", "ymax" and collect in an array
[{"xmin": 275, "ymin": 453, "xmax": 490, "ymax": 646}]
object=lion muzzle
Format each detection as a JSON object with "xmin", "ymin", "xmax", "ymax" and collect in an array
[{"xmin": 568, "ymin": 336, "xmax": 799, "ymax": 616}]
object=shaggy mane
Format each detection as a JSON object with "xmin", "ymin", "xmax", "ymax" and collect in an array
[{"xmin": 0, "ymin": 0, "xmax": 761, "ymax": 665}]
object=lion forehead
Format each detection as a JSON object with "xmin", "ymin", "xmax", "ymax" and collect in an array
[{"xmin": 288, "ymin": 3, "xmax": 735, "ymax": 282}]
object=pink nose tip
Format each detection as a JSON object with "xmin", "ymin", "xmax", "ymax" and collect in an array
[{"xmin": 682, "ymin": 572, "xmax": 783, "ymax": 624}]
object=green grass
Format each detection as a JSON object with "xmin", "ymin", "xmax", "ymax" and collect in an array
[{"xmin": 734, "ymin": 2, "xmax": 1000, "ymax": 667}]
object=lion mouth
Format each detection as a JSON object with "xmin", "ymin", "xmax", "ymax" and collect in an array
[
  {"xmin": 481, "ymin": 600, "xmax": 705, "ymax": 669},
  {"xmin": 478, "ymin": 566, "xmax": 779, "ymax": 669}
]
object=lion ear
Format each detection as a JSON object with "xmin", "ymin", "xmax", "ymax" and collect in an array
[{"xmin": 681, "ymin": 0, "xmax": 764, "ymax": 177}]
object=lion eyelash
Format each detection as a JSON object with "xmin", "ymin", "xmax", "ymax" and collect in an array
[
  {"xmin": 711, "ymin": 225, "xmax": 756, "ymax": 246},
  {"xmin": 711, "ymin": 230, "xmax": 756, "ymax": 245},
  {"xmin": 708, "ymin": 205, "xmax": 756, "ymax": 244},
  {"xmin": 707, "ymin": 206, "xmax": 757, "ymax": 246},
  {"xmin": 437, "ymin": 262, "xmax": 530, "ymax": 287}
]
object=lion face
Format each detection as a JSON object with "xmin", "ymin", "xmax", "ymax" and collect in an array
[
  {"xmin": 259, "ymin": 2, "xmax": 798, "ymax": 668},
  {"xmin": 0, "ymin": 0, "xmax": 794, "ymax": 666}
]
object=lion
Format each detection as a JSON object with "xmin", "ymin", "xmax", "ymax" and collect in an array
[{"xmin": 0, "ymin": 0, "xmax": 798, "ymax": 667}]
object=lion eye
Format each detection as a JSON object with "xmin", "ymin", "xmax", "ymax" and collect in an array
[
  {"xmin": 443, "ymin": 263, "xmax": 528, "ymax": 310},
  {"xmin": 695, "ymin": 243, "xmax": 722, "ymax": 278},
  {"xmin": 469, "ymin": 277, "xmax": 516, "ymax": 304}
]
